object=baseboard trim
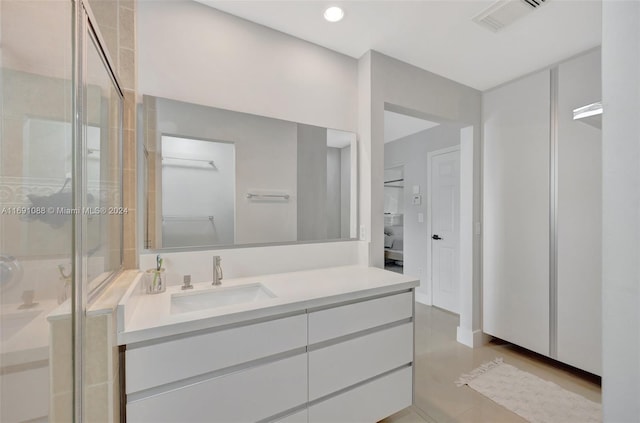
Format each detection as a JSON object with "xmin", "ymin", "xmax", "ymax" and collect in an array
[{"xmin": 456, "ymin": 327, "xmax": 490, "ymax": 348}]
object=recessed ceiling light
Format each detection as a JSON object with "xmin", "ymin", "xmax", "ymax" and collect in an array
[{"xmin": 324, "ymin": 6, "xmax": 344, "ymax": 23}]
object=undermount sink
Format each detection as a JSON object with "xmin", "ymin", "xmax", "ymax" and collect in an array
[{"xmin": 170, "ymin": 283, "xmax": 276, "ymax": 314}]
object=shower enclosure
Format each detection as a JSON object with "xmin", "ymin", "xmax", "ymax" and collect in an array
[{"xmin": 0, "ymin": 1, "xmax": 124, "ymax": 421}]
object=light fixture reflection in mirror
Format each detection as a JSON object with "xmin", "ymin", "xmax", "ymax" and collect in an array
[
  {"xmin": 142, "ymin": 95, "xmax": 357, "ymax": 251},
  {"xmin": 573, "ymin": 102, "xmax": 603, "ymax": 129},
  {"xmin": 573, "ymin": 102, "xmax": 603, "ymax": 120}
]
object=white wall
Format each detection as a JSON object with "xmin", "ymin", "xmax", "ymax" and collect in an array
[
  {"xmin": 384, "ymin": 124, "xmax": 460, "ymax": 301},
  {"xmin": 139, "ymin": 1, "xmax": 361, "ymax": 265},
  {"xmin": 359, "ymin": 51, "xmax": 481, "ymax": 270},
  {"xmin": 0, "ymin": 0, "xmax": 71, "ymax": 79},
  {"xmin": 457, "ymin": 126, "xmax": 476, "ymax": 346},
  {"xmin": 155, "ymin": 98, "xmax": 298, "ymax": 245},
  {"xmin": 137, "ymin": 0, "xmax": 358, "ymax": 132},
  {"xmin": 140, "ymin": 241, "xmax": 368, "ymax": 286},
  {"xmin": 358, "ymin": 51, "xmax": 373, "ymax": 254},
  {"xmin": 161, "ymin": 136, "xmax": 235, "ymax": 247},
  {"xmin": 359, "ymin": 51, "xmax": 482, "ymax": 338},
  {"xmin": 601, "ymin": 1, "xmax": 640, "ymax": 420}
]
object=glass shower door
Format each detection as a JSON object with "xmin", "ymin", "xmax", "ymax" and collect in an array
[
  {"xmin": 79, "ymin": 16, "xmax": 124, "ymax": 422},
  {"xmin": 0, "ymin": 1, "xmax": 75, "ymax": 421},
  {"xmin": 0, "ymin": 1, "xmax": 123, "ymax": 421}
]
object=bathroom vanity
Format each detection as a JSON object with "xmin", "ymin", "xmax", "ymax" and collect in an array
[{"xmin": 117, "ymin": 265, "xmax": 418, "ymax": 422}]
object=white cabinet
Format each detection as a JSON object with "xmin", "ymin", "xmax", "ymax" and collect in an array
[
  {"xmin": 556, "ymin": 49, "xmax": 602, "ymax": 375},
  {"xmin": 125, "ymin": 314, "xmax": 308, "ymax": 422},
  {"xmin": 483, "ymin": 69, "xmax": 551, "ymax": 356},
  {"xmin": 482, "ymin": 49, "xmax": 602, "ymax": 375},
  {"xmin": 308, "ymin": 291, "xmax": 412, "ymax": 343},
  {"xmin": 309, "ymin": 323, "xmax": 413, "ymax": 400},
  {"xmin": 308, "ymin": 367, "xmax": 413, "ymax": 423},
  {"xmin": 272, "ymin": 409, "xmax": 308, "ymax": 423},
  {"xmin": 125, "ymin": 290, "xmax": 415, "ymax": 422},
  {"xmin": 126, "ymin": 314, "xmax": 307, "ymax": 393},
  {"xmin": 127, "ymin": 354, "xmax": 308, "ymax": 423},
  {"xmin": 307, "ymin": 292, "xmax": 414, "ymax": 418}
]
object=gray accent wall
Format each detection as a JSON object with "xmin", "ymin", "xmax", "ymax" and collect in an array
[
  {"xmin": 326, "ymin": 147, "xmax": 342, "ymax": 240},
  {"xmin": 340, "ymin": 146, "xmax": 351, "ymax": 238},
  {"xmin": 297, "ymin": 124, "xmax": 327, "ymax": 241}
]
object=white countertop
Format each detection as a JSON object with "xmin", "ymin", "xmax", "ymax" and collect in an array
[{"xmin": 117, "ymin": 265, "xmax": 419, "ymax": 345}]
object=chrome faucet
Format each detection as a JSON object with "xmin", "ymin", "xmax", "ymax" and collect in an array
[{"xmin": 213, "ymin": 256, "xmax": 223, "ymax": 286}]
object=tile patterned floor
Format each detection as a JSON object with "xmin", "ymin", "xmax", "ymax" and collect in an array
[{"xmin": 382, "ymin": 304, "xmax": 602, "ymax": 423}]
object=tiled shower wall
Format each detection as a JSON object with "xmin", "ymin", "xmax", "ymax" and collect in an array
[
  {"xmin": 142, "ymin": 95, "xmax": 158, "ymax": 250},
  {"xmin": 86, "ymin": 0, "xmax": 138, "ymax": 420},
  {"xmin": 89, "ymin": 0, "xmax": 138, "ymax": 269}
]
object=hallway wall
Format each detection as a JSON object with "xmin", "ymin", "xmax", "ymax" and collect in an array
[{"xmin": 384, "ymin": 124, "xmax": 460, "ymax": 302}]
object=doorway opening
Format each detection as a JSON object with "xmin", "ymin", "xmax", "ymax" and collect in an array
[
  {"xmin": 384, "ymin": 165, "xmax": 405, "ymax": 273},
  {"xmin": 383, "ymin": 108, "xmax": 463, "ymax": 314}
]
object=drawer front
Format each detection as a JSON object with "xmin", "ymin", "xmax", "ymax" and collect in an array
[
  {"xmin": 271, "ymin": 409, "xmax": 308, "ymax": 423},
  {"xmin": 308, "ymin": 292, "xmax": 412, "ymax": 344},
  {"xmin": 308, "ymin": 366, "xmax": 413, "ymax": 423},
  {"xmin": 308, "ymin": 322, "xmax": 413, "ymax": 400},
  {"xmin": 127, "ymin": 354, "xmax": 307, "ymax": 423},
  {"xmin": 126, "ymin": 314, "xmax": 307, "ymax": 394}
]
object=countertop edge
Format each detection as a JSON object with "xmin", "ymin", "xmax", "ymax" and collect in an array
[{"xmin": 118, "ymin": 279, "xmax": 418, "ymax": 346}]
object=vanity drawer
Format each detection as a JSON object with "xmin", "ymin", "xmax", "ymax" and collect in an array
[
  {"xmin": 308, "ymin": 291, "xmax": 413, "ymax": 344},
  {"xmin": 126, "ymin": 313, "xmax": 307, "ymax": 394},
  {"xmin": 308, "ymin": 366, "xmax": 413, "ymax": 423},
  {"xmin": 127, "ymin": 354, "xmax": 308, "ymax": 423},
  {"xmin": 308, "ymin": 322, "xmax": 413, "ymax": 400}
]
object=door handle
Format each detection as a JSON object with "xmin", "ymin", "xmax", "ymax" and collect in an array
[{"xmin": 432, "ymin": 234, "xmax": 442, "ymax": 240}]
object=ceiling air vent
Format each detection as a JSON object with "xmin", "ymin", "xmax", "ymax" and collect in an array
[{"xmin": 473, "ymin": 0, "xmax": 547, "ymax": 32}]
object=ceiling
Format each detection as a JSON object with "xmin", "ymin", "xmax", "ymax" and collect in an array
[
  {"xmin": 196, "ymin": 0, "xmax": 602, "ymax": 90},
  {"xmin": 384, "ymin": 111, "xmax": 439, "ymax": 143}
]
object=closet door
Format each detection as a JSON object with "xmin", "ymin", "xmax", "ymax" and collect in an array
[
  {"xmin": 557, "ymin": 50, "xmax": 602, "ymax": 375},
  {"xmin": 483, "ymin": 70, "xmax": 551, "ymax": 356}
]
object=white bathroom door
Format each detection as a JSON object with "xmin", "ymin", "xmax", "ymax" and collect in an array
[{"xmin": 430, "ymin": 149, "xmax": 460, "ymax": 314}]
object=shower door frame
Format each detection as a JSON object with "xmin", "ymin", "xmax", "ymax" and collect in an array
[{"xmin": 72, "ymin": 1, "xmax": 124, "ymax": 421}]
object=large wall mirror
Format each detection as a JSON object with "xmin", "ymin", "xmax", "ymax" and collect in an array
[{"xmin": 141, "ymin": 95, "xmax": 357, "ymax": 250}]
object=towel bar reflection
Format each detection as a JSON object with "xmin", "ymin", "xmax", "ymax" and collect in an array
[
  {"xmin": 162, "ymin": 216, "xmax": 214, "ymax": 222},
  {"xmin": 162, "ymin": 156, "xmax": 216, "ymax": 169},
  {"xmin": 246, "ymin": 193, "xmax": 290, "ymax": 200}
]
